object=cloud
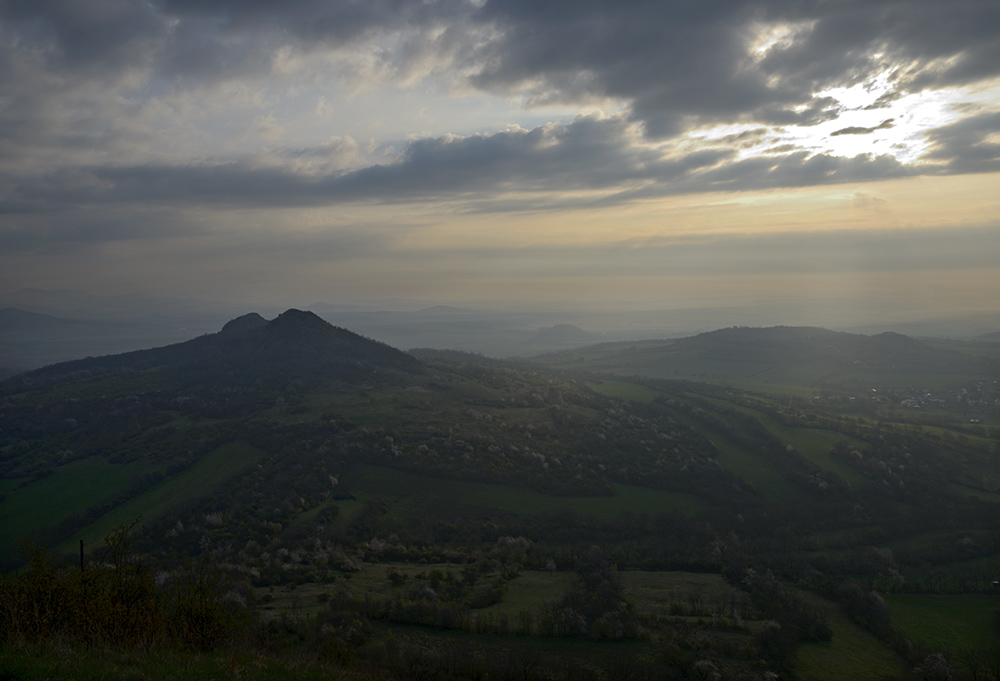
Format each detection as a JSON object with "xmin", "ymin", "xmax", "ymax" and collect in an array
[
  {"xmin": 0, "ymin": 198, "xmax": 400, "ymax": 261},
  {"xmin": 0, "ymin": 205, "xmax": 204, "ymax": 252},
  {"xmin": 0, "ymin": 113, "xmax": 924, "ymax": 220},
  {"xmin": 0, "ymin": 0, "xmax": 997, "ymax": 257},
  {"xmin": 831, "ymin": 119, "xmax": 895, "ymax": 136},
  {"xmin": 922, "ymin": 111, "xmax": 1000, "ymax": 174},
  {"xmin": 471, "ymin": 0, "xmax": 1000, "ymax": 137},
  {"xmin": 0, "ymin": 0, "xmax": 166, "ymax": 76},
  {"xmin": 864, "ymin": 90, "xmax": 903, "ymax": 110},
  {"xmin": 4, "ymin": 1, "xmax": 997, "ymax": 139},
  {"xmin": 853, "ymin": 191, "xmax": 888, "ymax": 211}
]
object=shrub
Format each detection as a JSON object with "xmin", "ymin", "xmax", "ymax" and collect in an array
[{"xmin": 0, "ymin": 518, "xmax": 242, "ymax": 652}]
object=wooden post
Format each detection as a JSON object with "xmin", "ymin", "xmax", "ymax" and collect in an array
[{"xmin": 80, "ymin": 539, "xmax": 85, "ymax": 572}]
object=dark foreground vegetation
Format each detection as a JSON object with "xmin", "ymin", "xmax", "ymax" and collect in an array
[{"xmin": 2, "ymin": 314, "xmax": 1000, "ymax": 679}]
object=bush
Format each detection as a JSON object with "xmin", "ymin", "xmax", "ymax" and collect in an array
[
  {"xmin": 0, "ymin": 518, "xmax": 243, "ymax": 652},
  {"xmin": 164, "ymin": 559, "xmax": 236, "ymax": 652},
  {"xmin": 0, "ymin": 520, "xmax": 160, "ymax": 647}
]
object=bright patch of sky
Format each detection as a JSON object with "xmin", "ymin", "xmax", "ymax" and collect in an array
[{"xmin": 689, "ymin": 74, "xmax": 1000, "ymax": 166}]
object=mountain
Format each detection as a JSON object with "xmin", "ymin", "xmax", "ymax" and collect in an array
[
  {"xmin": 3, "ymin": 317, "xmax": 1000, "ymax": 678},
  {"xmin": 202, "ymin": 308, "xmax": 420, "ymax": 377},
  {"xmin": 528, "ymin": 323, "xmax": 601, "ymax": 345},
  {"xmin": 1, "ymin": 310, "xmax": 699, "ymax": 566},
  {"xmin": 672, "ymin": 326, "xmax": 940, "ymax": 367},
  {"xmin": 4, "ymin": 309, "xmax": 419, "ymax": 395},
  {"xmin": 0, "ymin": 307, "xmax": 92, "ymax": 332},
  {"xmin": 534, "ymin": 325, "xmax": 993, "ymax": 390}
]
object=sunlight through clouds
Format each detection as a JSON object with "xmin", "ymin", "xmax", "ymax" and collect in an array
[{"xmin": 688, "ymin": 75, "xmax": 1000, "ymax": 167}]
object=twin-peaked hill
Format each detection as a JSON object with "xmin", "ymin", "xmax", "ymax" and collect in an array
[
  {"xmin": 203, "ymin": 309, "xmax": 420, "ymax": 377},
  {"xmin": 4, "ymin": 314, "xmax": 1000, "ymax": 681},
  {"xmin": 1, "ymin": 309, "xmax": 420, "ymax": 396}
]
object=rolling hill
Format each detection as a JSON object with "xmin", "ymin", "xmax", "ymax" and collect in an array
[
  {"xmin": 3, "ymin": 316, "xmax": 1000, "ymax": 678},
  {"xmin": 534, "ymin": 325, "xmax": 999, "ymax": 393}
]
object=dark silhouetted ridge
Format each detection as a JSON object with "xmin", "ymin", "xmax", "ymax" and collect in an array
[
  {"xmin": 3, "ymin": 309, "xmax": 420, "ymax": 392},
  {"xmin": 224, "ymin": 309, "xmax": 421, "ymax": 376}
]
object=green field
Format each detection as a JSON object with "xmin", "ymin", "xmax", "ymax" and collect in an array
[
  {"xmin": 794, "ymin": 589, "xmax": 904, "ymax": 681},
  {"xmin": 619, "ymin": 570, "xmax": 750, "ymax": 617},
  {"xmin": 658, "ymin": 404, "xmax": 800, "ymax": 502},
  {"xmin": 52, "ymin": 442, "xmax": 264, "ymax": 556},
  {"xmin": 485, "ymin": 569, "xmax": 578, "ymax": 616},
  {"xmin": 338, "ymin": 465, "xmax": 706, "ymax": 519},
  {"xmin": 257, "ymin": 565, "xmax": 855, "ymax": 679},
  {"xmin": 1, "ymin": 459, "xmax": 163, "ymax": 562},
  {"xmin": 259, "ymin": 564, "xmax": 754, "ymax": 626},
  {"xmin": 586, "ymin": 379, "xmax": 661, "ymax": 403},
  {"xmin": 709, "ymin": 399, "xmax": 868, "ymax": 485},
  {"xmin": 260, "ymin": 565, "xmax": 576, "ymax": 620},
  {"xmin": 886, "ymin": 593, "xmax": 1000, "ymax": 653}
]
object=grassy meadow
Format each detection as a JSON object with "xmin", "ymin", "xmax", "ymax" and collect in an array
[
  {"xmin": 53, "ymin": 442, "xmax": 263, "ymax": 556},
  {"xmin": 336, "ymin": 465, "xmax": 707, "ymax": 520},
  {"xmin": 794, "ymin": 590, "xmax": 906, "ymax": 681},
  {"xmin": 886, "ymin": 593, "xmax": 1000, "ymax": 653},
  {"xmin": 1, "ymin": 459, "xmax": 163, "ymax": 563}
]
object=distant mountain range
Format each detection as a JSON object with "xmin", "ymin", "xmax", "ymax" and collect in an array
[
  {"xmin": 0, "ymin": 307, "xmax": 221, "ymax": 380},
  {"xmin": 534, "ymin": 325, "xmax": 999, "ymax": 389},
  {"xmin": 673, "ymin": 326, "xmax": 937, "ymax": 366},
  {"xmin": 0, "ymin": 302, "xmax": 609, "ymax": 377},
  {"xmin": 3, "ymin": 286, "xmax": 1000, "ymax": 379}
]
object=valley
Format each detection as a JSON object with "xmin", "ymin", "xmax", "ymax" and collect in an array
[{"xmin": 2, "ymin": 313, "xmax": 999, "ymax": 680}]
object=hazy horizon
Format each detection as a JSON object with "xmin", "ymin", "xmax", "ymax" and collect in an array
[{"xmin": 3, "ymin": 286, "xmax": 999, "ymax": 361}]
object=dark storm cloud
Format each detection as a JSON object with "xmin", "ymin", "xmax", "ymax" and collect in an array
[
  {"xmin": 0, "ymin": 0, "xmax": 469, "ymax": 78},
  {"xmin": 151, "ymin": 0, "xmax": 477, "ymax": 82},
  {"xmin": 0, "ymin": 0, "xmax": 997, "ymax": 224},
  {"xmin": 0, "ymin": 116, "xmax": 671, "ymax": 210},
  {"xmin": 472, "ymin": 0, "xmax": 1000, "ymax": 136},
  {"xmin": 5, "ymin": 0, "xmax": 997, "ymax": 121},
  {"xmin": 0, "ymin": 0, "xmax": 165, "ymax": 74},
  {"xmin": 923, "ymin": 112, "xmax": 1000, "ymax": 174},
  {"xmin": 0, "ymin": 114, "xmax": 918, "ymax": 222}
]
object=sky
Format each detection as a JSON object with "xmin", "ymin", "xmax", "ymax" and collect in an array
[{"xmin": 1, "ymin": 0, "xmax": 999, "ymax": 326}]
